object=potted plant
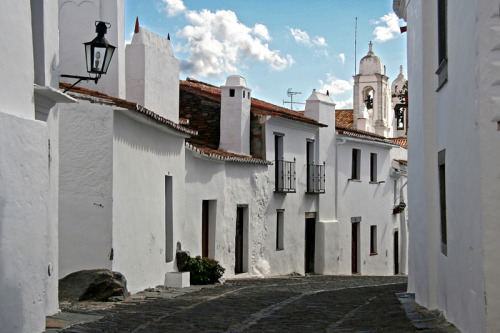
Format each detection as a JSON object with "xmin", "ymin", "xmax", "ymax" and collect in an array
[{"xmin": 392, "ymin": 201, "xmax": 407, "ymax": 215}]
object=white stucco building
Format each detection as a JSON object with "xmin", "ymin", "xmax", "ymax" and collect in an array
[
  {"xmin": 58, "ymin": 15, "xmax": 197, "ymax": 293},
  {"xmin": 0, "ymin": 1, "xmax": 75, "ymax": 332},
  {"xmin": 394, "ymin": 0, "xmax": 500, "ymax": 332},
  {"xmin": 180, "ymin": 78, "xmax": 338, "ymax": 277}
]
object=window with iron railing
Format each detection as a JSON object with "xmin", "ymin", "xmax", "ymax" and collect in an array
[
  {"xmin": 275, "ymin": 158, "xmax": 296, "ymax": 193},
  {"xmin": 306, "ymin": 162, "xmax": 325, "ymax": 194}
]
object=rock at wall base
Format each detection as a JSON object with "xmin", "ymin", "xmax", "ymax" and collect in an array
[{"xmin": 59, "ymin": 269, "xmax": 128, "ymax": 302}]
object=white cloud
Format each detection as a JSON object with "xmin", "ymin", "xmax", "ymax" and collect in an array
[
  {"xmin": 253, "ymin": 23, "xmax": 271, "ymax": 41},
  {"xmin": 177, "ymin": 9, "xmax": 292, "ymax": 77},
  {"xmin": 338, "ymin": 53, "xmax": 345, "ymax": 64},
  {"xmin": 334, "ymin": 98, "xmax": 353, "ymax": 109},
  {"xmin": 372, "ymin": 13, "xmax": 400, "ymax": 43},
  {"xmin": 290, "ymin": 28, "xmax": 328, "ymax": 48},
  {"xmin": 319, "ymin": 74, "xmax": 353, "ymax": 108},
  {"xmin": 290, "ymin": 28, "xmax": 311, "ymax": 45},
  {"xmin": 319, "ymin": 74, "xmax": 352, "ymax": 96},
  {"xmin": 312, "ymin": 36, "xmax": 327, "ymax": 47},
  {"xmin": 161, "ymin": 0, "xmax": 186, "ymax": 17}
]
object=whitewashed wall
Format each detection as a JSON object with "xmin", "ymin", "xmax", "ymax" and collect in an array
[
  {"xmin": 0, "ymin": 113, "xmax": 50, "ymax": 333},
  {"xmin": 336, "ymin": 139, "xmax": 400, "ymax": 275},
  {"xmin": 183, "ymin": 152, "xmax": 226, "ymax": 259},
  {"xmin": 401, "ymin": 1, "xmax": 500, "ymax": 332},
  {"xmin": 264, "ymin": 117, "xmax": 329, "ymax": 275},
  {"xmin": 58, "ymin": 101, "xmax": 114, "ymax": 278},
  {"xmin": 0, "ymin": 1, "xmax": 60, "ymax": 331},
  {"xmin": 111, "ymin": 110, "xmax": 188, "ymax": 292}
]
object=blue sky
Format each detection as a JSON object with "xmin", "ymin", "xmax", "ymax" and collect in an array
[{"xmin": 124, "ymin": 0, "xmax": 407, "ymax": 110}]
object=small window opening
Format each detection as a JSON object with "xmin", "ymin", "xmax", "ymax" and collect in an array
[
  {"xmin": 370, "ymin": 225, "xmax": 377, "ymax": 255},
  {"xmin": 370, "ymin": 153, "xmax": 377, "ymax": 183},
  {"xmin": 276, "ymin": 210, "xmax": 284, "ymax": 250},
  {"xmin": 229, "ymin": 89, "xmax": 235, "ymax": 97},
  {"xmin": 243, "ymin": 91, "xmax": 246, "ymax": 98},
  {"xmin": 351, "ymin": 149, "xmax": 361, "ymax": 180},
  {"xmin": 248, "ymin": 92, "xmax": 251, "ymax": 99}
]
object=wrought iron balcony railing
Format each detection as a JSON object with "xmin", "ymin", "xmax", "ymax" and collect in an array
[
  {"xmin": 275, "ymin": 158, "xmax": 296, "ymax": 193},
  {"xmin": 306, "ymin": 162, "xmax": 325, "ymax": 194}
]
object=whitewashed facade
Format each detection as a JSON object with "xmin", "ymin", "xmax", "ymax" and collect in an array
[
  {"xmin": 58, "ymin": 17, "xmax": 196, "ymax": 293},
  {"xmin": 0, "ymin": 1, "xmax": 75, "ymax": 331},
  {"xmin": 394, "ymin": 0, "xmax": 500, "ymax": 332}
]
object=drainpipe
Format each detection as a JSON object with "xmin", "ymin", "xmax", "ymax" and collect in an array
[{"xmin": 335, "ymin": 137, "xmax": 347, "ymax": 220}]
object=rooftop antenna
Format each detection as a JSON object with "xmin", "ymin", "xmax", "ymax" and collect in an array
[
  {"xmin": 283, "ymin": 88, "xmax": 305, "ymax": 110},
  {"xmin": 354, "ymin": 17, "xmax": 357, "ymax": 75}
]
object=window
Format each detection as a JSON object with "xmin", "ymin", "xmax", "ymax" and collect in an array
[
  {"xmin": 243, "ymin": 90, "xmax": 245, "ymax": 98},
  {"xmin": 370, "ymin": 225, "xmax": 377, "ymax": 255},
  {"xmin": 351, "ymin": 149, "xmax": 361, "ymax": 180},
  {"xmin": 248, "ymin": 92, "xmax": 251, "ymax": 99},
  {"xmin": 274, "ymin": 133, "xmax": 296, "ymax": 192},
  {"xmin": 370, "ymin": 153, "xmax": 377, "ymax": 183},
  {"xmin": 276, "ymin": 210, "xmax": 284, "ymax": 250},
  {"xmin": 229, "ymin": 89, "xmax": 235, "ymax": 97},
  {"xmin": 306, "ymin": 140, "xmax": 325, "ymax": 193},
  {"xmin": 436, "ymin": 0, "xmax": 448, "ymax": 90},
  {"xmin": 438, "ymin": 149, "xmax": 447, "ymax": 255}
]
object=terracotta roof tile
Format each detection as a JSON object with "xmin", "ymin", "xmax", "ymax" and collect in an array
[
  {"xmin": 186, "ymin": 143, "xmax": 271, "ymax": 165},
  {"xmin": 336, "ymin": 109, "xmax": 354, "ymax": 127},
  {"xmin": 390, "ymin": 137, "xmax": 408, "ymax": 149},
  {"xmin": 336, "ymin": 125, "xmax": 398, "ymax": 146},
  {"xmin": 180, "ymin": 78, "xmax": 327, "ymax": 127},
  {"xmin": 59, "ymin": 83, "xmax": 197, "ymax": 136}
]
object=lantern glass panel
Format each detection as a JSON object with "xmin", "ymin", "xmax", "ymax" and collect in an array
[
  {"xmin": 102, "ymin": 46, "xmax": 115, "ymax": 74},
  {"xmin": 92, "ymin": 46, "xmax": 107, "ymax": 73},
  {"xmin": 85, "ymin": 43, "xmax": 92, "ymax": 73}
]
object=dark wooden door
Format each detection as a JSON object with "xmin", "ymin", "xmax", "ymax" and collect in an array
[
  {"xmin": 305, "ymin": 218, "xmax": 316, "ymax": 273},
  {"xmin": 235, "ymin": 207, "xmax": 244, "ymax": 274},
  {"xmin": 351, "ymin": 223, "xmax": 359, "ymax": 274},
  {"xmin": 202, "ymin": 201, "xmax": 209, "ymax": 258},
  {"xmin": 394, "ymin": 231, "xmax": 399, "ymax": 275}
]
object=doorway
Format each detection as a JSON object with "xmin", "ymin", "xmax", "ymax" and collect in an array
[
  {"xmin": 394, "ymin": 231, "xmax": 400, "ymax": 275},
  {"xmin": 305, "ymin": 218, "xmax": 316, "ymax": 273},
  {"xmin": 351, "ymin": 222, "xmax": 360, "ymax": 274},
  {"xmin": 202, "ymin": 200, "xmax": 209, "ymax": 258}
]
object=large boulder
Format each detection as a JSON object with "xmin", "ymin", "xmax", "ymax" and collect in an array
[{"xmin": 59, "ymin": 269, "xmax": 128, "ymax": 302}]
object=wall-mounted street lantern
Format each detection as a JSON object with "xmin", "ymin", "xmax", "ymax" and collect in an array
[{"xmin": 61, "ymin": 21, "xmax": 116, "ymax": 93}]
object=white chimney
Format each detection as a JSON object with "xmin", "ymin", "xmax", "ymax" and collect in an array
[
  {"xmin": 219, "ymin": 75, "xmax": 252, "ymax": 155},
  {"xmin": 125, "ymin": 20, "xmax": 179, "ymax": 122}
]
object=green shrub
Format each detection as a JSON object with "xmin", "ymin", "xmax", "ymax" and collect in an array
[{"xmin": 186, "ymin": 256, "xmax": 225, "ymax": 285}]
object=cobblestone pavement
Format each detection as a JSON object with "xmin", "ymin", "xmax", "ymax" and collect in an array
[{"xmin": 47, "ymin": 275, "xmax": 459, "ymax": 332}]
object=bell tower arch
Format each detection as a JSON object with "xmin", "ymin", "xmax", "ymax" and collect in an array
[{"xmin": 353, "ymin": 42, "xmax": 391, "ymax": 137}]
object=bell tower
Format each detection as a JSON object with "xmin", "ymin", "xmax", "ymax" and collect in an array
[{"xmin": 353, "ymin": 42, "xmax": 391, "ymax": 137}]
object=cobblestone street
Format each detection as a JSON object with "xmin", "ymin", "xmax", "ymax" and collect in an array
[{"xmin": 48, "ymin": 275, "xmax": 459, "ymax": 332}]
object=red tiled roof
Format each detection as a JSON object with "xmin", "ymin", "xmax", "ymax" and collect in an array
[
  {"xmin": 336, "ymin": 125, "xmax": 399, "ymax": 146},
  {"xmin": 390, "ymin": 137, "xmax": 408, "ymax": 149},
  {"xmin": 180, "ymin": 78, "xmax": 327, "ymax": 127},
  {"xmin": 186, "ymin": 143, "xmax": 271, "ymax": 165},
  {"xmin": 59, "ymin": 83, "xmax": 197, "ymax": 136},
  {"xmin": 336, "ymin": 109, "xmax": 354, "ymax": 127}
]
